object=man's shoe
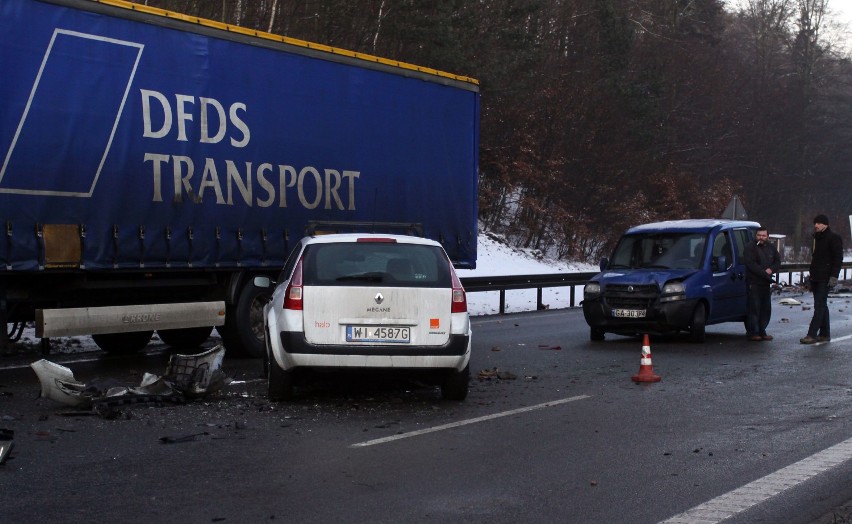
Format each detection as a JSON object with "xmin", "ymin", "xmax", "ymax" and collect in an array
[
  {"xmin": 761, "ymin": 334, "xmax": 773, "ymax": 341},
  {"xmin": 800, "ymin": 336, "xmax": 817, "ymax": 344},
  {"xmin": 748, "ymin": 335, "xmax": 763, "ymax": 341},
  {"xmin": 816, "ymin": 336, "xmax": 831, "ymax": 342}
]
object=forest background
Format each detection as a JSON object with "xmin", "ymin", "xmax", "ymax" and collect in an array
[{"xmin": 132, "ymin": 0, "xmax": 851, "ymax": 262}]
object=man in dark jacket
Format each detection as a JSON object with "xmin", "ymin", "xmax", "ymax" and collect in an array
[
  {"xmin": 744, "ymin": 227, "xmax": 781, "ymax": 341},
  {"xmin": 801, "ymin": 214, "xmax": 844, "ymax": 344}
]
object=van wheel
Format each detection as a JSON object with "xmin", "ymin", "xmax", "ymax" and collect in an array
[
  {"xmin": 92, "ymin": 331, "xmax": 153, "ymax": 354},
  {"xmin": 590, "ymin": 327, "xmax": 605, "ymax": 341},
  {"xmin": 157, "ymin": 327, "xmax": 212, "ymax": 350},
  {"xmin": 219, "ymin": 280, "xmax": 270, "ymax": 358},
  {"xmin": 441, "ymin": 364, "xmax": 470, "ymax": 401},
  {"xmin": 267, "ymin": 357, "xmax": 295, "ymax": 401},
  {"xmin": 689, "ymin": 303, "xmax": 706, "ymax": 343}
]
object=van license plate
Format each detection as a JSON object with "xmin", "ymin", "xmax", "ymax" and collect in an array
[
  {"xmin": 346, "ymin": 326, "xmax": 410, "ymax": 343},
  {"xmin": 612, "ymin": 309, "xmax": 646, "ymax": 318}
]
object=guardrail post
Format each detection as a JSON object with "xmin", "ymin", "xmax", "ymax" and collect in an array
[
  {"xmin": 536, "ymin": 288, "xmax": 544, "ymax": 310},
  {"xmin": 570, "ymin": 286, "xmax": 576, "ymax": 307},
  {"xmin": 499, "ymin": 290, "xmax": 506, "ymax": 314}
]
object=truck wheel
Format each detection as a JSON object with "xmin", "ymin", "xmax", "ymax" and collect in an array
[
  {"xmin": 267, "ymin": 355, "xmax": 295, "ymax": 401},
  {"xmin": 590, "ymin": 327, "xmax": 605, "ymax": 341},
  {"xmin": 219, "ymin": 281, "xmax": 270, "ymax": 358},
  {"xmin": 441, "ymin": 364, "xmax": 470, "ymax": 401},
  {"xmin": 92, "ymin": 331, "xmax": 153, "ymax": 354},
  {"xmin": 689, "ymin": 303, "xmax": 706, "ymax": 343},
  {"xmin": 157, "ymin": 327, "xmax": 212, "ymax": 350}
]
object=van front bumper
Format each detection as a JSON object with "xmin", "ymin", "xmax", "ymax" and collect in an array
[{"xmin": 582, "ymin": 297, "xmax": 698, "ymax": 335}]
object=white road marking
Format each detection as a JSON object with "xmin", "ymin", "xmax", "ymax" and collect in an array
[
  {"xmin": 350, "ymin": 394, "xmax": 591, "ymax": 448},
  {"xmin": 812, "ymin": 334, "xmax": 852, "ymax": 345},
  {"xmin": 661, "ymin": 436, "xmax": 852, "ymax": 523}
]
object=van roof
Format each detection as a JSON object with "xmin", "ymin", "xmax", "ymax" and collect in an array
[{"xmin": 626, "ymin": 219, "xmax": 761, "ymax": 234}]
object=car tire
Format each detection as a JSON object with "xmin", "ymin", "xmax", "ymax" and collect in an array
[
  {"xmin": 267, "ymin": 356, "xmax": 295, "ymax": 401},
  {"xmin": 689, "ymin": 302, "xmax": 706, "ymax": 343},
  {"xmin": 92, "ymin": 330, "xmax": 153, "ymax": 354},
  {"xmin": 441, "ymin": 364, "xmax": 470, "ymax": 401},
  {"xmin": 590, "ymin": 327, "xmax": 605, "ymax": 341},
  {"xmin": 219, "ymin": 279, "xmax": 270, "ymax": 358},
  {"xmin": 157, "ymin": 327, "xmax": 212, "ymax": 350}
]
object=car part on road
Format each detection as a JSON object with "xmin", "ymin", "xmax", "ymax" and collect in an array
[{"xmin": 30, "ymin": 345, "xmax": 230, "ymax": 415}]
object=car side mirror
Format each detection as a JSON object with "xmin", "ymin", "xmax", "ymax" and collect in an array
[
  {"xmin": 599, "ymin": 257, "xmax": 609, "ymax": 271},
  {"xmin": 253, "ymin": 276, "xmax": 272, "ymax": 288}
]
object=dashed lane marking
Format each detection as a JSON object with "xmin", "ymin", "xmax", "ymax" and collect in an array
[
  {"xmin": 350, "ymin": 394, "xmax": 591, "ymax": 448},
  {"xmin": 661, "ymin": 435, "xmax": 852, "ymax": 523}
]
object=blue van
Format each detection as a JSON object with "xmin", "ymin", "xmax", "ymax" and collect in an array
[{"xmin": 582, "ymin": 219, "xmax": 761, "ymax": 342}]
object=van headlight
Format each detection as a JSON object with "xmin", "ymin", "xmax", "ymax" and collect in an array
[
  {"xmin": 660, "ymin": 281, "xmax": 686, "ymax": 302},
  {"xmin": 584, "ymin": 282, "xmax": 601, "ymax": 297}
]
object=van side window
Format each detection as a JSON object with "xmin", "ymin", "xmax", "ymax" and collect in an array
[
  {"xmin": 712, "ymin": 232, "xmax": 733, "ymax": 270},
  {"xmin": 731, "ymin": 229, "xmax": 750, "ymax": 260}
]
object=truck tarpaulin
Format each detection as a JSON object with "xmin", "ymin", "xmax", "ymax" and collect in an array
[{"xmin": 0, "ymin": 0, "xmax": 479, "ymax": 270}]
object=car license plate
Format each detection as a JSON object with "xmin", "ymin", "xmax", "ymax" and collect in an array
[
  {"xmin": 346, "ymin": 326, "xmax": 410, "ymax": 343},
  {"xmin": 612, "ymin": 309, "xmax": 646, "ymax": 318}
]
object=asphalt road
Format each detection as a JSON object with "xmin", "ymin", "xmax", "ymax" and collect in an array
[{"xmin": 1, "ymin": 291, "xmax": 851, "ymax": 523}]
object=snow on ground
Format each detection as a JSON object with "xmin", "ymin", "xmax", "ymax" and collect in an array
[{"xmin": 456, "ymin": 233, "xmax": 597, "ymax": 316}]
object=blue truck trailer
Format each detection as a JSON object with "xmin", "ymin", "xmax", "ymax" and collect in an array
[{"xmin": 0, "ymin": 0, "xmax": 480, "ymax": 357}]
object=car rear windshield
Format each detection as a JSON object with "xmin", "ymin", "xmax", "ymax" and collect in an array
[
  {"xmin": 301, "ymin": 242, "xmax": 453, "ymax": 287},
  {"xmin": 609, "ymin": 232, "xmax": 708, "ymax": 270}
]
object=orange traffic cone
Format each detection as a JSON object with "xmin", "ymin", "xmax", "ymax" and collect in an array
[{"xmin": 631, "ymin": 334, "xmax": 661, "ymax": 383}]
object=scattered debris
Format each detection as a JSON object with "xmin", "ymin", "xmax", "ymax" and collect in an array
[
  {"xmin": 30, "ymin": 345, "xmax": 230, "ymax": 417},
  {"xmin": 538, "ymin": 344, "xmax": 562, "ymax": 350},
  {"xmin": 159, "ymin": 431, "xmax": 210, "ymax": 444},
  {"xmin": 0, "ymin": 428, "xmax": 12, "ymax": 465},
  {"xmin": 477, "ymin": 367, "xmax": 517, "ymax": 380},
  {"xmin": 778, "ymin": 298, "xmax": 801, "ymax": 306}
]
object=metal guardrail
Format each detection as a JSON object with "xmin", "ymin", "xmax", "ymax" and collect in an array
[{"xmin": 459, "ymin": 262, "xmax": 852, "ymax": 315}]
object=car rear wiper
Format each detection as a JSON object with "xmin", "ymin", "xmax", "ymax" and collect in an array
[{"xmin": 336, "ymin": 272, "xmax": 385, "ymax": 282}]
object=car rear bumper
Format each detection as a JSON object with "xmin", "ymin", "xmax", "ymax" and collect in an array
[{"xmin": 267, "ymin": 327, "xmax": 470, "ymax": 371}]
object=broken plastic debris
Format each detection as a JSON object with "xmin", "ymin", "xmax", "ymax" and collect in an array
[
  {"xmin": 31, "ymin": 344, "xmax": 229, "ymax": 412},
  {"xmin": 165, "ymin": 345, "xmax": 229, "ymax": 397},
  {"xmin": 30, "ymin": 359, "xmax": 90, "ymax": 406},
  {"xmin": 0, "ymin": 428, "xmax": 13, "ymax": 465},
  {"xmin": 778, "ymin": 298, "xmax": 801, "ymax": 305}
]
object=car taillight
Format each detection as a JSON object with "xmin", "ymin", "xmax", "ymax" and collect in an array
[
  {"xmin": 283, "ymin": 258, "xmax": 304, "ymax": 311},
  {"xmin": 449, "ymin": 262, "xmax": 467, "ymax": 313}
]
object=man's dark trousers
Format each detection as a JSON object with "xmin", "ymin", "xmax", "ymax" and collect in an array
[
  {"xmin": 807, "ymin": 280, "xmax": 830, "ymax": 338},
  {"xmin": 747, "ymin": 283, "xmax": 772, "ymax": 336}
]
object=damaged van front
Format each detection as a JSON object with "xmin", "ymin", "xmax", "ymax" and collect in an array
[{"xmin": 583, "ymin": 220, "xmax": 760, "ymax": 342}]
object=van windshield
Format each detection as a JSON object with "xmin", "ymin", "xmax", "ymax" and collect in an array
[{"xmin": 608, "ymin": 232, "xmax": 707, "ymax": 270}]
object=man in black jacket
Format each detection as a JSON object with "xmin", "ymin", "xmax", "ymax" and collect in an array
[
  {"xmin": 744, "ymin": 227, "xmax": 781, "ymax": 341},
  {"xmin": 801, "ymin": 214, "xmax": 844, "ymax": 344}
]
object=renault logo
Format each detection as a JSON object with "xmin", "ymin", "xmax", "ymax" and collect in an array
[{"xmin": 374, "ymin": 293, "xmax": 384, "ymax": 304}]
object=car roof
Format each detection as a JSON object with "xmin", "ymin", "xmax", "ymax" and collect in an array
[
  {"xmin": 303, "ymin": 233, "xmax": 443, "ymax": 247},
  {"xmin": 626, "ymin": 219, "xmax": 761, "ymax": 234}
]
